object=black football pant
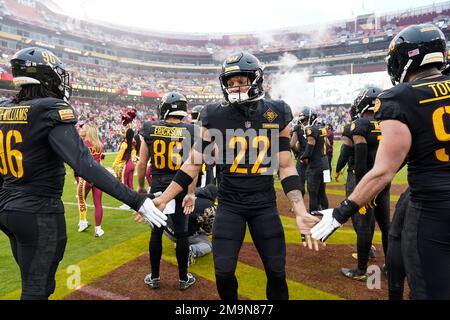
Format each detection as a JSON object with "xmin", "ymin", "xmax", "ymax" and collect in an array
[
  {"xmin": 386, "ymin": 188, "xmax": 409, "ymax": 300},
  {"xmin": 306, "ymin": 167, "xmax": 328, "ymax": 211},
  {"xmin": 355, "ymin": 185, "xmax": 390, "ymax": 271},
  {"xmin": 402, "ymin": 200, "xmax": 450, "ymax": 300},
  {"xmin": 212, "ymin": 204, "xmax": 288, "ymax": 300},
  {"xmin": 150, "ymin": 176, "xmax": 189, "ymax": 281},
  {"xmin": 0, "ymin": 211, "xmax": 67, "ymax": 300},
  {"xmin": 295, "ymin": 160, "xmax": 307, "ymax": 196}
]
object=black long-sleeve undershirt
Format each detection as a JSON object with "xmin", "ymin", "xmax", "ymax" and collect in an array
[{"xmin": 48, "ymin": 124, "xmax": 146, "ymax": 211}]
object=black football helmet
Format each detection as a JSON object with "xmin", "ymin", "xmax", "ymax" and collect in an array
[
  {"xmin": 352, "ymin": 87, "xmax": 382, "ymax": 117},
  {"xmin": 159, "ymin": 92, "xmax": 188, "ymax": 120},
  {"xmin": 299, "ymin": 107, "xmax": 317, "ymax": 126},
  {"xmin": 386, "ymin": 24, "xmax": 446, "ymax": 85},
  {"xmin": 219, "ymin": 51, "xmax": 264, "ymax": 104},
  {"xmin": 349, "ymin": 103, "xmax": 359, "ymax": 120},
  {"xmin": 10, "ymin": 47, "xmax": 72, "ymax": 101},
  {"xmin": 191, "ymin": 105, "xmax": 204, "ymax": 123}
]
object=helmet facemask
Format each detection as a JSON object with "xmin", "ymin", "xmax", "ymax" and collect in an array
[
  {"xmin": 54, "ymin": 65, "xmax": 72, "ymax": 101},
  {"xmin": 220, "ymin": 70, "xmax": 264, "ymax": 104}
]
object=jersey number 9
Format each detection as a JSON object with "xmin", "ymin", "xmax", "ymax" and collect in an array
[{"xmin": 432, "ymin": 106, "xmax": 450, "ymax": 162}]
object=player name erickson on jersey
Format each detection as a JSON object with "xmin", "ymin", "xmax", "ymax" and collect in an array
[{"xmin": 174, "ymin": 304, "xmax": 274, "ymax": 317}]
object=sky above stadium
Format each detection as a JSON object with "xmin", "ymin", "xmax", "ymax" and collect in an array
[{"xmin": 52, "ymin": 0, "xmax": 442, "ymax": 33}]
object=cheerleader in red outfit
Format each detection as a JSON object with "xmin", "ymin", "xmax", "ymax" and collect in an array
[{"xmin": 77, "ymin": 124, "xmax": 105, "ymax": 237}]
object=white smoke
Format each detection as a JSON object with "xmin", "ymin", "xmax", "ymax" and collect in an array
[{"xmin": 267, "ymin": 53, "xmax": 316, "ymax": 116}]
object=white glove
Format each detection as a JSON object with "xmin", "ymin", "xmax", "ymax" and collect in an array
[
  {"xmin": 310, "ymin": 209, "xmax": 342, "ymax": 242},
  {"xmin": 137, "ymin": 198, "xmax": 168, "ymax": 228},
  {"xmin": 163, "ymin": 199, "xmax": 176, "ymax": 215}
]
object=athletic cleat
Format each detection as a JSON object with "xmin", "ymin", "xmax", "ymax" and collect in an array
[
  {"xmin": 144, "ymin": 273, "xmax": 160, "ymax": 289},
  {"xmin": 341, "ymin": 268, "xmax": 368, "ymax": 281},
  {"xmin": 179, "ymin": 273, "xmax": 196, "ymax": 290},
  {"xmin": 78, "ymin": 220, "xmax": 90, "ymax": 232},
  {"xmin": 352, "ymin": 245, "xmax": 376, "ymax": 260},
  {"xmin": 94, "ymin": 226, "xmax": 105, "ymax": 237},
  {"xmin": 188, "ymin": 245, "xmax": 196, "ymax": 267}
]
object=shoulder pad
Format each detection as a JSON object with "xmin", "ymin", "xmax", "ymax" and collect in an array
[{"xmin": 375, "ymin": 84, "xmax": 410, "ymax": 124}]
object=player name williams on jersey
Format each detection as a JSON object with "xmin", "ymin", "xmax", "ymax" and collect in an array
[
  {"xmin": 140, "ymin": 120, "xmax": 195, "ymax": 179},
  {"xmin": 375, "ymin": 75, "xmax": 450, "ymax": 203},
  {"xmin": 0, "ymin": 97, "xmax": 77, "ymax": 212},
  {"xmin": 200, "ymin": 99, "xmax": 293, "ymax": 209}
]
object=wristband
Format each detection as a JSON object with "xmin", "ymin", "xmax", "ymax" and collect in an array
[
  {"xmin": 172, "ymin": 170, "xmax": 193, "ymax": 190},
  {"xmin": 281, "ymin": 175, "xmax": 302, "ymax": 194},
  {"xmin": 279, "ymin": 136, "xmax": 291, "ymax": 152},
  {"xmin": 333, "ymin": 199, "xmax": 360, "ymax": 224}
]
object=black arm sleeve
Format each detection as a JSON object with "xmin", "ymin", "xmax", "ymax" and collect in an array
[
  {"xmin": 336, "ymin": 144, "xmax": 352, "ymax": 173},
  {"xmin": 300, "ymin": 143, "xmax": 315, "ymax": 160},
  {"xmin": 48, "ymin": 124, "xmax": 146, "ymax": 211},
  {"xmin": 354, "ymin": 142, "xmax": 368, "ymax": 183}
]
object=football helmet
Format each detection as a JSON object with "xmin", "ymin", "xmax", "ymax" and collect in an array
[
  {"xmin": 191, "ymin": 105, "xmax": 204, "ymax": 123},
  {"xmin": 352, "ymin": 87, "xmax": 382, "ymax": 117},
  {"xmin": 349, "ymin": 103, "xmax": 359, "ymax": 120},
  {"xmin": 299, "ymin": 107, "xmax": 318, "ymax": 126},
  {"xmin": 386, "ymin": 24, "xmax": 446, "ymax": 85},
  {"xmin": 197, "ymin": 206, "xmax": 215, "ymax": 235},
  {"xmin": 219, "ymin": 51, "xmax": 264, "ymax": 104},
  {"xmin": 159, "ymin": 92, "xmax": 188, "ymax": 120},
  {"xmin": 10, "ymin": 47, "xmax": 72, "ymax": 101}
]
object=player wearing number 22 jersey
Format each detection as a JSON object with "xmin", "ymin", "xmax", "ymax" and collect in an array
[{"xmin": 151, "ymin": 52, "xmax": 315, "ymax": 300}]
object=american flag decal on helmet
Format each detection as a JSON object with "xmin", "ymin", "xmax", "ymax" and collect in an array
[{"xmin": 408, "ymin": 48, "xmax": 420, "ymax": 57}]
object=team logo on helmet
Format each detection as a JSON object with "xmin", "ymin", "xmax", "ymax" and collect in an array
[
  {"xmin": 374, "ymin": 98, "xmax": 381, "ymax": 113},
  {"xmin": 226, "ymin": 53, "xmax": 243, "ymax": 64}
]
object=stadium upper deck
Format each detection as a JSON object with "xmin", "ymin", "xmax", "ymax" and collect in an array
[{"xmin": 0, "ymin": 0, "xmax": 449, "ymax": 70}]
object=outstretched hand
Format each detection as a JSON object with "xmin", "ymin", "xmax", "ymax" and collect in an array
[
  {"xmin": 293, "ymin": 209, "xmax": 324, "ymax": 251},
  {"xmin": 182, "ymin": 193, "xmax": 196, "ymax": 215}
]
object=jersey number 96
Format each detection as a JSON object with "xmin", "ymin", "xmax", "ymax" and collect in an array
[{"xmin": 0, "ymin": 130, "xmax": 24, "ymax": 178}]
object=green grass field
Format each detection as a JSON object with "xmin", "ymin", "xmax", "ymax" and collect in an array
[{"xmin": 0, "ymin": 143, "xmax": 407, "ymax": 300}]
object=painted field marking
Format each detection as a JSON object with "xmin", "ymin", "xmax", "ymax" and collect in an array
[{"xmin": 78, "ymin": 286, "xmax": 131, "ymax": 300}]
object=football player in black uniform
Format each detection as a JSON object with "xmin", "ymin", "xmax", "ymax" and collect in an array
[
  {"xmin": 335, "ymin": 106, "xmax": 357, "ymax": 196},
  {"xmin": 140, "ymin": 51, "xmax": 321, "ymax": 300},
  {"xmin": 300, "ymin": 109, "xmax": 329, "ymax": 211},
  {"xmin": 311, "ymin": 24, "xmax": 450, "ymax": 299},
  {"xmin": 291, "ymin": 112, "xmax": 307, "ymax": 196},
  {"xmin": 137, "ymin": 92, "xmax": 197, "ymax": 290},
  {"xmin": 335, "ymin": 106, "xmax": 358, "ymax": 230},
  {"xmin": 290, "ymin": 112, "xmax": 307, "ymax": 196},
  {"xmin": 340, "ymin": 87, "xmax": 390, "ymax": 281},
  {"xmin": 0, "ymin": 47, "xmax": 167, "ymax": 300}
]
